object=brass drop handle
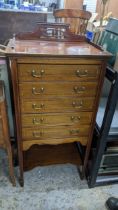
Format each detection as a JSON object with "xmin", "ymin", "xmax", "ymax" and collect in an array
[
  {"xmin": 33, "ymin": 131, "xmax": 43, "ymax": 138},
  {"xmin": 32, "ymin": 69, "xmax": 45, "ymax": 78},
  {"xmin": 71, "ymin": 116, "xmax": 81, "ymax": 121},
  {"xmin": 70, "ymin": 129, "xmax": 79, "ymax": 135},
  {"xmin": 73, "ymin": 86, "xmax": 86, "ymax": 93},
  {"xmin": 32, "ymin": 103, "xmax": 44, "ymax": 110},
  {"xmin": 32, "ymin": 87, "xmax": 44, "ymax": 95},
  {"xmin": 33, "ymin": 117, "xmax": 44, "ymax": 125},
  {"xmin": 72, "ymin": 101, "xmax": 83, "ymax": 109},
  {"xmin": 76, "ymin": 70, "xmax": 88, "ymax": 77}
]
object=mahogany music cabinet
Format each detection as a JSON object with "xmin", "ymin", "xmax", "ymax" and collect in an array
[{"xmin": 4, "ymin": 25, "xmax": 110, "ymax": 186}]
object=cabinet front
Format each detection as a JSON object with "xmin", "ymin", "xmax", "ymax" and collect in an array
[{"xmin": 12, "ymin": 58, "xmax": 102, "ymax": 151}]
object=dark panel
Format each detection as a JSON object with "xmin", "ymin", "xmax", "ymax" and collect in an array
[
  {"xmin": 23, "ymin": 143, "xmax": 82, "ymax": 171},
  {"xmin": 0, "ymin": 10, "xmax": 47, "ymax": 44}
]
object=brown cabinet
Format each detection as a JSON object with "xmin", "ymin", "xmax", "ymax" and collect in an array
[{"xmin": 6, "ymin": 38, "xmax": 110, "ymax": 186}]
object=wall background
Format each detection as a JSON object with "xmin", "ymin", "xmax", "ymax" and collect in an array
[{"xmin": 83, "ymin": 0, "xmax": 97, "ymax": 12}]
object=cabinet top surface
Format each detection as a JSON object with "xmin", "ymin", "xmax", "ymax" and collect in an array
[{"xmin": 6, "ymin": 39, "xmax": 111, "ymax": 58}]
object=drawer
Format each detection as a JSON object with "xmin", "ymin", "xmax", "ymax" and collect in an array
[
  {"xmin": 21, "ymin": 112, "xmax": 93, "ymax": 127},
  {"xmin": 22, "ymin": 125, "xmax": 90, "ymax": 140},
  {"xmin": 18, "ymin": 64, "xmax": 101, "ymax": 82},
  {"xmin": 19, "ymin": 82, "xmax": 98, "ymax": 98},
  {"xmin": 23, "ymin": 137, "xmax": 88, "ymax": 150},
  {"xmin": 21, "ymin": 97, "xmax": 95, "ymax": 113}
]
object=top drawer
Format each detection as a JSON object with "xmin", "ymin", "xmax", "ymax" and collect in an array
[{"xmin": 18, "ymin": 64, "xmax": 101, "ymax": 82}]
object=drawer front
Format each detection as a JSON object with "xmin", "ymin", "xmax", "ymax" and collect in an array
[
  {"xmin": 19, "ymin": 82, "xmax": 98, "ymax": 98},
  {"xmin": 21, "ymin": 97, "xmax": 95, "ymax": 113},
  {"xmin": 18, "ymin": 64, "xmax": 101, "ymax": 82},
  {"xmin": 21, "ymin": 112, "xmax": 93, "ymax": 127},
  {"xmin": 22, "ymin": 125, "xmax": 90, "ymax": 140}
]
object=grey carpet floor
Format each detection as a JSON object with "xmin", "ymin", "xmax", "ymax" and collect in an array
[{"xmin": 0, "ymin": 149, "xmax": 118, "ymax": 210}]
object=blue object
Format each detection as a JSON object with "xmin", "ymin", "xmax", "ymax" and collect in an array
[
  {"xmin": 20, "ymin": 4, "xmax": 29, "ymax": 10},
  {"xmin": 86, "ymin": 31, "xmax": 94, "ymax": 41},
  {"xmin": 29, "ymin": 5, "xmax": 35, "ymax": 11},
  {"xmin": 0, "ymin": 2, "xmax": 4, "ymax": 7}
]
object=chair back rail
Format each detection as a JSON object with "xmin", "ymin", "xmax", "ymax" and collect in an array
[{"xmin": 53, "ymin": 9, "xmax": 92, "ymax": 35}]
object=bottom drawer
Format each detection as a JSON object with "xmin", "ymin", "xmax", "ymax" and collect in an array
[
  {"xmin": 23, "ymin": 137, "xmax": 88, "ymax": 151},
  {"xmin": 22, "ymin": 125, "xmax": 90, "ymax": 140}
]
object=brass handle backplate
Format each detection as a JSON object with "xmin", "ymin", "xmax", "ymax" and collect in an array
[
  {"xmin": 72, "ymin": 101, "xmax": 83, "ymax": 109},
  {"xmin": 70, "ymin": 129, "xmax": 79, "ymax": 135},
  {"xmin": 32, "ymin": 103, "xmax": 44, "ymax": 110},
  {"xmin": 76, "ymin": 70, "xmax": 88, "ymax": 77},
  {"xmin": 73, "ymin": 86, "xmax": 86, "ymax": 93},
  {"xmin": 33, "ymin": 131, "xmax": 43, "ymax": 138},
  {"xmin": 32, "ymin": 87, "xmax": 44, "ymax": 95},
  {"xmin": 33, "ymin": 118, "xmax": 44, "ymax": 125},
  {"xmin": 71, "ymin": 116, "xmax": 81, "ymax": 121},
  {"xmin": 32, "ymin": 69, "xmax": 45, "ymax": 78}
]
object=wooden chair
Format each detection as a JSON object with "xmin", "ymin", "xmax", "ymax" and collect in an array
[
  {"xmin": 53, "ymin": 9, "xmax": 92, "ymax": 35},
  {"xmin": 0, "ymin": 81, "xmax": 15, "ymax": 186}
]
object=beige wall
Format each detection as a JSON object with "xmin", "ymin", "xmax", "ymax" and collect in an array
[
  {"xmin": 96, "ymin": 0, "xmax": 118, "ymax": 18},
  {"xmin": 64, "ymin": 0, "xmax": 83, "ymax": 9}
]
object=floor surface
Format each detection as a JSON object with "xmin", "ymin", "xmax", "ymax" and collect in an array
[{"xmin": 0, "ymin": 150, "xmax": 118, "ymax": 210}]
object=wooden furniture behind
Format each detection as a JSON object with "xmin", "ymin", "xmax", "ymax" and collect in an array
[
  {"xmin": 87, "ymin": 19, "xmax": 118, "ymax": 187},
  {"xmin": 64, "ymin": 0, "xmax": 84, "ymax": 10},
  {"xmin": 5, "ymin": 24, "xmax": 110, "ymax": 186},
  {"xmin": 53, "ymin": 9, "xmax": 92, "ymax": 35},
  {"xmin": 88, "ymin": 67, "xmax": 118, "ymax": 187},
  {"xmin": 0, "ymin": 81, "xmax": 15, "ymax": 186}
]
